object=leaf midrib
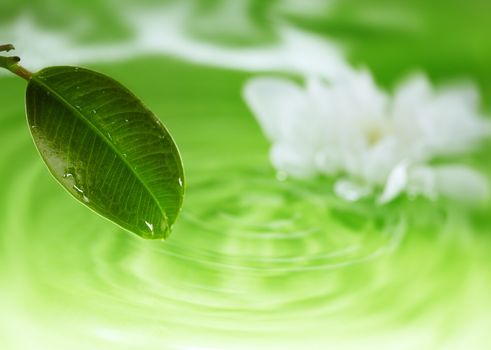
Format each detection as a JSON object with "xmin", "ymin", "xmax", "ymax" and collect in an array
[{"xmin": 31, "ymin": 74, "xmax": 169, "ymax": 230}]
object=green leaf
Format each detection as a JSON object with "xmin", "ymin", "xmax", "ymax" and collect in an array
[{"xmin": 25, "ymin": 66, "xmax": 185, "ymax": 239}]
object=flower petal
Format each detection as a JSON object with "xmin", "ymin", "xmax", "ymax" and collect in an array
[
  {"xmin": 406, "ymin": 165, "xmax": 438, "ymax": 200},
  {"xmin": 270, "ymin": 143, "xmax": 315, "ymax": 179},
  {"xmin": 335, "ymin": 179, "xmax": 373, "ymax": 202},
  {"xmin": 378, "ymin": 162, "xmax": 409, "ymax": 204},
  {"xmin": 243, "ymin": 77, "xmax": 305, "ymax": 141},
  {"xmin": 433, "ymin": 165, "xmax": 490, "ymax": 205},
  {"xmin": 392, "ymin": 73, "xmax": 491, "ymax": 160}
]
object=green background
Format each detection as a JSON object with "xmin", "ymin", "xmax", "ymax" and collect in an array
[{"xmin": 1, "ymin": 1, "xmax": 491, "ymax": 349}]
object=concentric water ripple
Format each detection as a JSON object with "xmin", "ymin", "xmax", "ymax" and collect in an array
[{"xmin": 171, "ymin": 170, "xmax": 405, "ymax": 273}]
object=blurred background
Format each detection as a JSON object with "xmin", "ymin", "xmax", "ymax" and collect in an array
[{"xmin": 1, "ymin": 0, "xmax": 491, "ymax": 349}]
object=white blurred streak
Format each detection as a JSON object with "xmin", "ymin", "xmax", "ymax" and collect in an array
[
  {"xmin": 0, "ymin": 5, "xmax": 349, "ymax": 79},
  {"xmin": 129, "ymin": 4, "xmax": 349, "ymax": 77}
]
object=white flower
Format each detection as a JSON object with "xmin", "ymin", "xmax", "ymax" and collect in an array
[{"xmin": 243, "ymin": 69, "xmax": 491, "ymax": 204}]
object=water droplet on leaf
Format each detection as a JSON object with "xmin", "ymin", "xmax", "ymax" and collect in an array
[
  {"xmin": 144, "ymin": 221, "xmax": 154, "ymax": 234},
  {"xmin": 73, "ymin": 184, "xmax": 84, "ymax": 195}
]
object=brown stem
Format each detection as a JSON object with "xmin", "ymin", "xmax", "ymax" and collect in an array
[{"xmin": 0, "ymin": 44, "xmax": 33, "ymax": 81}]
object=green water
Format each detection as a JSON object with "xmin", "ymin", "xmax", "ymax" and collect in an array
[
  {"xmin": 1, "ymin": 57, "xmax": 491, "ymax": 349},
  {"xmin": 2, "ymin": 0, "xmax": 491, "ymax": 348}
]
